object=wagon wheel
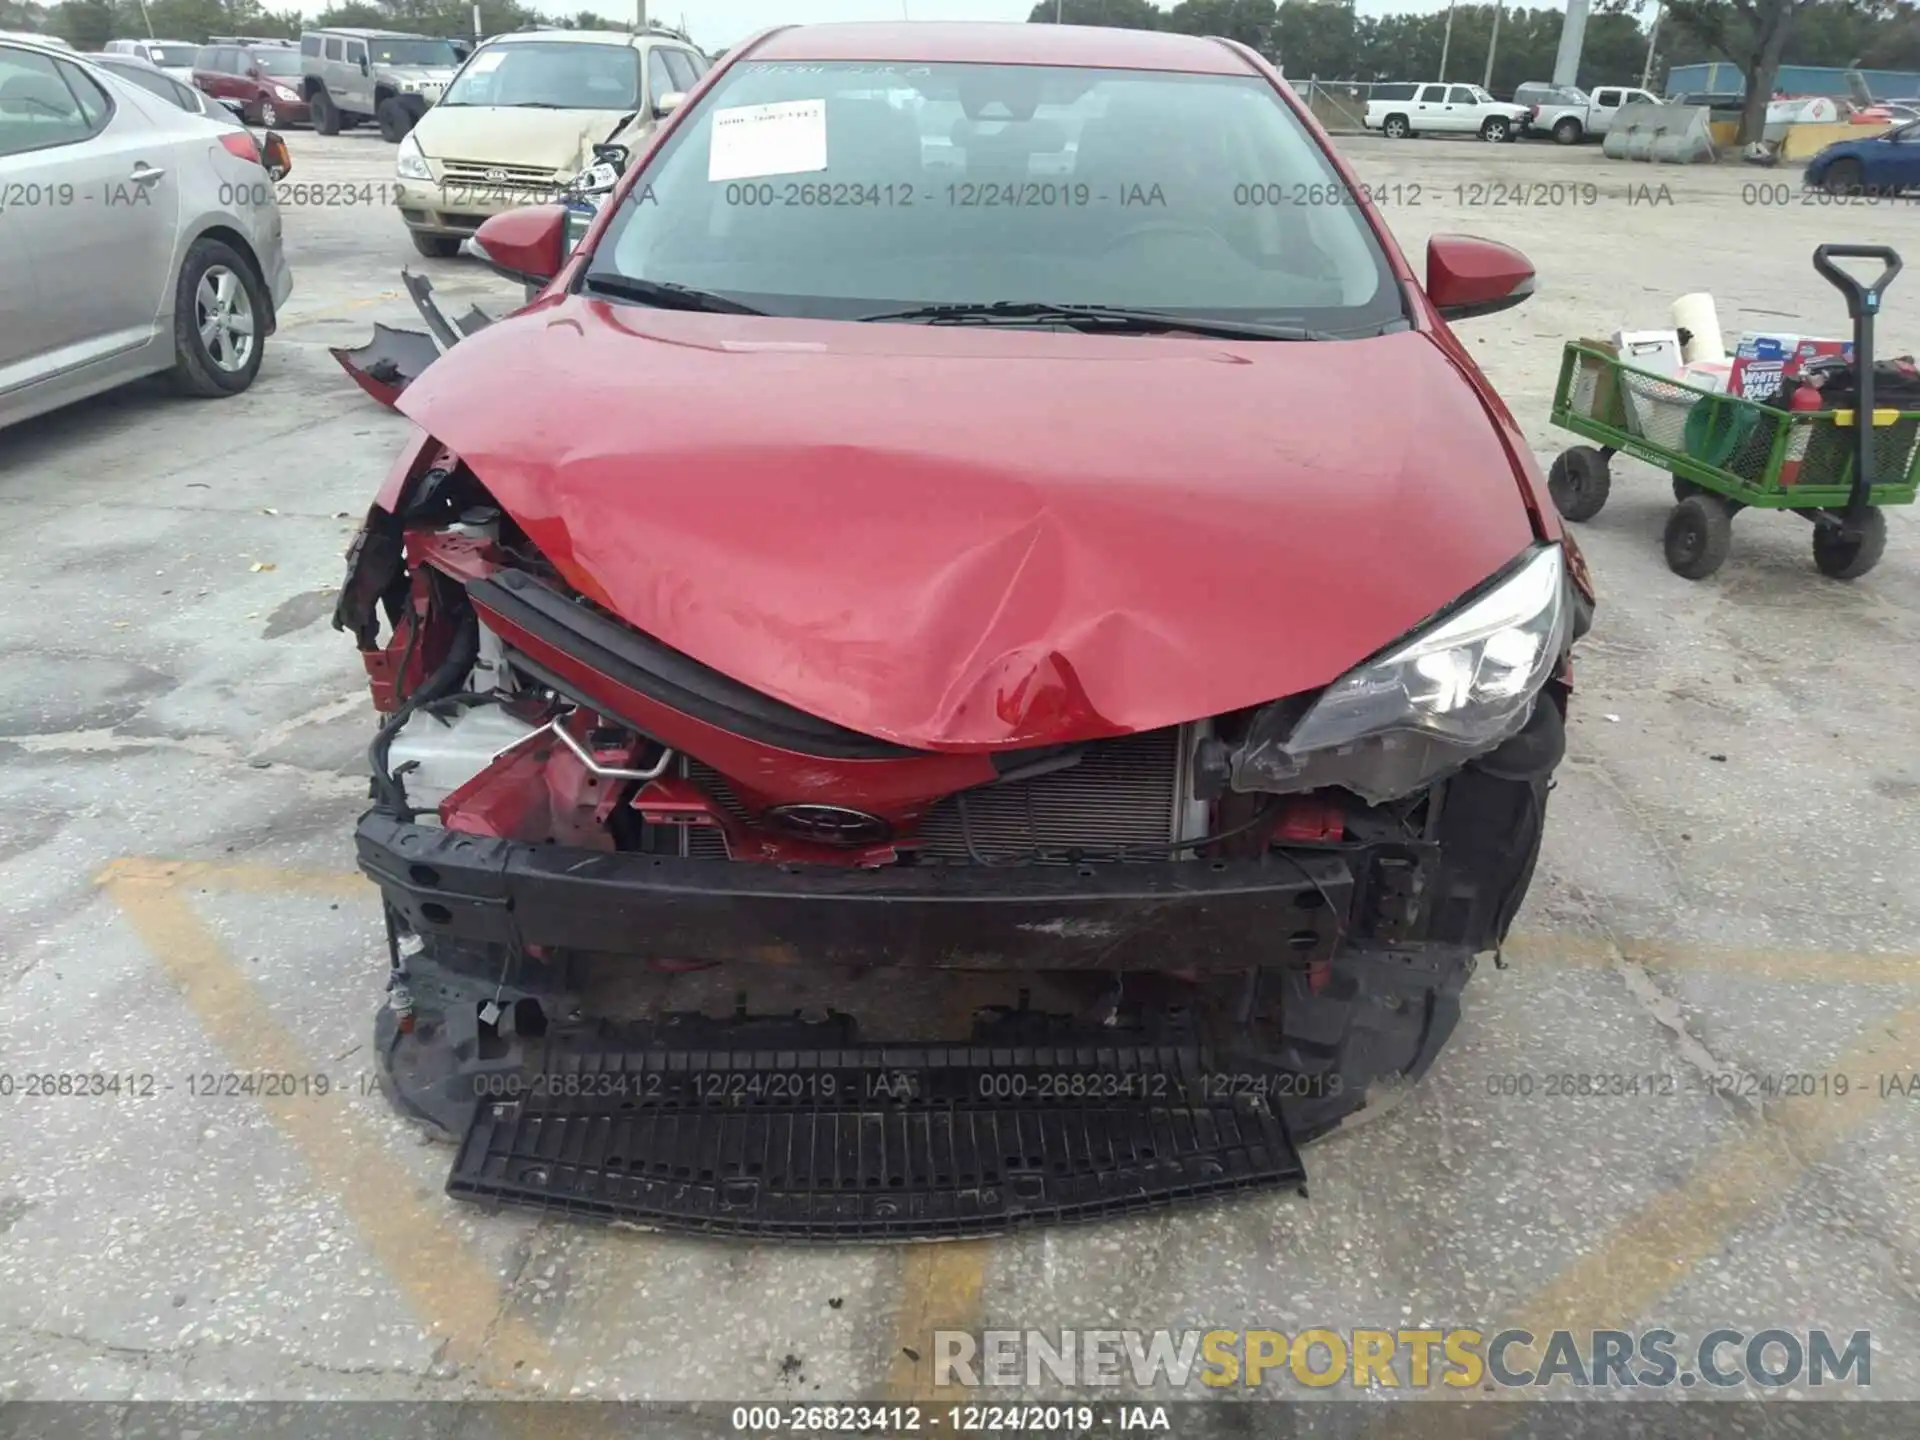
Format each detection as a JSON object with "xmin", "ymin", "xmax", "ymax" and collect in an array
[
  {"xmin": 1663, "ymin": 494, "xmax": 1734, "ymax": 580},
  {"xmin": 1548, "ymin": 446, "xmax": 1611, "ymax": 521},
  {"xmin": 1811, "ymin": 509, "xmax": 1887, "ymax": 580}
]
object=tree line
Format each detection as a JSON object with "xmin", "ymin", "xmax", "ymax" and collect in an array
[
  {"xmin": 1027, "ymin": 0, "xmax": 1920, "ymax": 93},
  {"xmin": 9, "ymin": 0, "xmax": 1918, "ymax": 140}
]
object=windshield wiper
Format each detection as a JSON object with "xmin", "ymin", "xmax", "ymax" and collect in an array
[
  {"xmin": 581, "ymin": 274, "xmax": 768, "ymax": 315},
  {"xmin": 854, "ymin": 301, "xmax": 1340, "ymax": 341}
]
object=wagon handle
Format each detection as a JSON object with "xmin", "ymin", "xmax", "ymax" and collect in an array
[{"xmin": 1812, "ymin": 244, "xmax": 1902, "ymax": 526}]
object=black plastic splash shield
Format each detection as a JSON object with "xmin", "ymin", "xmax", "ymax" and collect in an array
[{"xmin": 446, "ymin": 1043, "xmax": 1304, "ymax": 1238}]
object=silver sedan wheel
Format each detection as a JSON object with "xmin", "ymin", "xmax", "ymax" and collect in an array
[
  {"xmin": 195, "ymin": 265, "xmax": 256, "ymax": 373},
  {"xmin": 260, "ymin": 100, "xmax": 278, "ymax": 126}
]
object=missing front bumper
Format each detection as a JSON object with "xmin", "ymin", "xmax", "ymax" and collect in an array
[
  {"xmin": 362, "ymin": 811, "xmax": 1475, "ymax": 1235},
  {"xmin": 357, "ymin": 812, "xmax": 1351, "ymax": 972}
]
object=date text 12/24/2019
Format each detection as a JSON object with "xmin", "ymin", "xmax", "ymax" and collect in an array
[{"xmin": 729, "ymin": 1404, "xmax": 1170, "ymax": 1433}]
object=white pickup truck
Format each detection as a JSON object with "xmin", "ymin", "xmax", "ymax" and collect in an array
[
  {"xmin": 1364, "ymin": 82, "xmax": 1530, "ymax": 142},
  {"xmin": 1515, "ymin": 83, "xmax": 1663, "ymax": 144}
]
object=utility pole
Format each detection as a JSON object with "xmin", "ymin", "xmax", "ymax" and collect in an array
[
  {"xmin": 1641, "ymin": 2, "xmax": 1663, "ymax": 90},
  {"xmin": 1552, "ymin": 0, "xmax": 1589, "ymax": 88},
  {"xmin": 1483, "ymin": 0, "xmax": 1503, "ymax": 88},
  {"xmin": 1056, "ymin": 0, "xmax": 1064, "ymax": 22},
  {"xmin": 1438, "ymin": 0, "xmax": 1454, "ymax": 80},
  {"xmin": 636, "ymin": 0, "xmax": 647, "ymax": 31}
]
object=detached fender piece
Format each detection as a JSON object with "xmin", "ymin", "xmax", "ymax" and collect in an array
[
  {"xmin": 331, "ymin": 324, "xmax": 443, "ymax": 409},
  {"xmin": 332, "ymin": 273, "xmax": 500, "ymax": 408}
]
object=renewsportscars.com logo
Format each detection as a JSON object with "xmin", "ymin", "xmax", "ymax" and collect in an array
[{"xmin": 932, "ymin": 1328, "xmax": 1873, "ymax": 1391}]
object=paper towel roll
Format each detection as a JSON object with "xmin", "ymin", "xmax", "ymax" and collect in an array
[{"xmin": 1672, "ymin": 293, "xmax": 1726, "ymax": 364}]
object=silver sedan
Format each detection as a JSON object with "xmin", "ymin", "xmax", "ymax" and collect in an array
[{"xmin": 0, "ymin": 36, "xmax": 295, "ymax": 428}]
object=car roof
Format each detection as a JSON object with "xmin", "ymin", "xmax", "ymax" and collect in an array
[
  {"xmin": 308, "ymin": 27, "xmax": 432, "ymax": 38},
  {"xmin": 483, "ymin": 29, "xmax": 687, "ymax": 46},
  {"xmin": 1, "ymin": 31, "xmax": 75, "ymax": 49},
  {"xmin": 741, "ymin": 22, "xmax": 1258, "ymax": 75}
]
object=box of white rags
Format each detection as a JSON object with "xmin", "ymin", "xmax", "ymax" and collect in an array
[{"xmin": 1728, "ymin": 333, "xmax": 1853, "ymax": 403}]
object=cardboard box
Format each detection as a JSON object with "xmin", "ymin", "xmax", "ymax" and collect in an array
[{"xmin": 1569, "ymin": 337, "xmax": 1627, "ymax": 427}]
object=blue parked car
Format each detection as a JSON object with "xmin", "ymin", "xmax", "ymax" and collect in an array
[{"xmin": 1805, "ymin": 118, "xmax": 1920, "ymax": 194}]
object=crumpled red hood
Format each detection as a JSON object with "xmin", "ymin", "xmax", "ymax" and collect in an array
[{"xmin": 398, "ymin": 298, "xmax": 1537, "ymax": 750}]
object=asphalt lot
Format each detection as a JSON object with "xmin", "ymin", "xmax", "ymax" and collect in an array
[{"xmin": 2, "ymin": 126, "xmax": 1918, "ymax": 1421}]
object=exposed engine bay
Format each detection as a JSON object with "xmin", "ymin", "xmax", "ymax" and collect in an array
[{"xmin": 336, "ymin": 449, "xmax": 1587, "ymax": 1239}]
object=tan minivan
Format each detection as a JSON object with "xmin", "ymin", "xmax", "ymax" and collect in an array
[{"xmin": 393, "ymin": 27, "xmax": 707, "ymax": 259}]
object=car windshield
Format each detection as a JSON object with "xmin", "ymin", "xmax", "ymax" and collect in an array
[
  {"xmin": 370, "ymin": 38, "xmax": 457, "ymax": 66},
  {"xmin": 144, "ymin": 44, "xmax": 193, "ymax": 65},
  {"xmin": 441, "ymin": 40, "xmax": 639, "ymax": 108},
  {"xmin": 585, "ymin": 60, "xmax": 1403, "ymax": 330},
  {"xmin": 251, "ymin": 48, "xmax": 301, "ymax": 75}
]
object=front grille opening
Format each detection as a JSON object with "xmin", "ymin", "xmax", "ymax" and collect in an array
[{"xmin": 636, "ymin": 727, "xmax": 1190, "ymax": 865}]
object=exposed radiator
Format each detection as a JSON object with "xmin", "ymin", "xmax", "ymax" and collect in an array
[
  {"xmin": 673, "ymin": 728, "xmax": 1187, "ymax": 864},
  {"xmin": 915, "ymin": 727, "xmax": 1185, "ymax": 863}
]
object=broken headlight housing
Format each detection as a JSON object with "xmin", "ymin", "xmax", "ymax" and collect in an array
[{"xmin": 1231, "ymin": 545, "xmax": 1568, "ymax": 804}]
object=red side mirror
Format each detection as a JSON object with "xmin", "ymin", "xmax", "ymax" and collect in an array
[
  {"xmin": 1426, "ymin": 235, "xmax": 1536, "ymax": 322},
  {"xmin": 471, "ymin": 205, "xmax": 569, "ymax": 288}
]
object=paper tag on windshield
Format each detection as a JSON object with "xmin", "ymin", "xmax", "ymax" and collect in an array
[
  {"xmin": 707, "ymin": 99, "xmax": 828, "ymax": 182},
  {"xmin": 468, "ymin": 49, "xmax": 505, "ymax": 73}
]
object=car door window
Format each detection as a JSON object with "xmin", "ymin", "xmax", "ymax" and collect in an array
[
  {"xmin": 346, "ymin": 41, "xmax": 366, "ymax": 68},
  {"xmin": 662, "ymin": 48, "xmax": 699, "ymax": 93},
  {"xmin": 1416, "ymin": 85, "xmax": 1446, "ymax": 104},
  {"xmin": 647, "ymin": 49, "xmax": 673, "ymax": 108},
  {"xmin": 194, "ymin": 46, "xmax": 216, "ymax": 70},
  {"xmin": 1595, "ymin": 89, "xmax": 1620, "ymax": 108},
  {"xmin": 1448, "ymin": 86, "xmax": 1475, "ymax": 106},
  {"xmin": 0, "ymin": 49, "xmax": 108, "ymax": 157},
  {"xmin": 324, "ymin": 38, "xmax": 342, "ymax": 61}
]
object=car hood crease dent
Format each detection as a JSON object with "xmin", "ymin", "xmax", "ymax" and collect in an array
[{"xmin": 396, "ymin": 302, "xmax": 1537, "ymax": 750}]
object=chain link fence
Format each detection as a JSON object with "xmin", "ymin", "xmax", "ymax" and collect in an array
[{"xmin": 1294, "ymin": 78, "xmax": 1383, "ymax": 133}]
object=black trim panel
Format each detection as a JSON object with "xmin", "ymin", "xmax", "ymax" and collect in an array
[{"xmin": 470, "ymin": 570, "xmax": 925, "ymax": 759}]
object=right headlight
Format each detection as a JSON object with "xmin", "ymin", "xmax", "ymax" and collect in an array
[
  {"xmin": 1230, "ymin": 544, "xmax": 1569, "ymax": 804},
  {"xmin": 395, "ymin": 131, "xmax": 432, "ymax": 181}
]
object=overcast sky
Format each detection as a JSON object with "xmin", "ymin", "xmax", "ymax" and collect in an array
[{"xmin": 564, "ymin": 0, "xmax": 1487, "ymax": 53}]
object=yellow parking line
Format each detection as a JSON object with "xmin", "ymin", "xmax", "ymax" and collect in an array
[
  {"xmin": 98, "ymin": 857, "xmax": 371, "ymax": 899},
  {"xmin": 1505, "ymin": 998, "xmax": 1920, "ymax": 1351},
  {"xmin": 1504, "ymin": 932, "xmax": 1920, "ymax": 987},
  {"xmin": 883, "ymin": 1241, "xmax": 992, "ymax": 1401},
  {"xmin": 1362, "ymin": 1000, "xmax": 1920, "ymax": 1437},
  {"xmin": 277, "ymin": 292, "xmax": 404, "ymax": 328},
  {"xmin": 100, "ymin": 866, "xmax": 554, "ymax": 1390}
]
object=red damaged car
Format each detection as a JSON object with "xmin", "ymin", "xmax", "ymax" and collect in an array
[{"xmin": 333, "ymin": 21, "xmax": 1593, "ymax": 1238}]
